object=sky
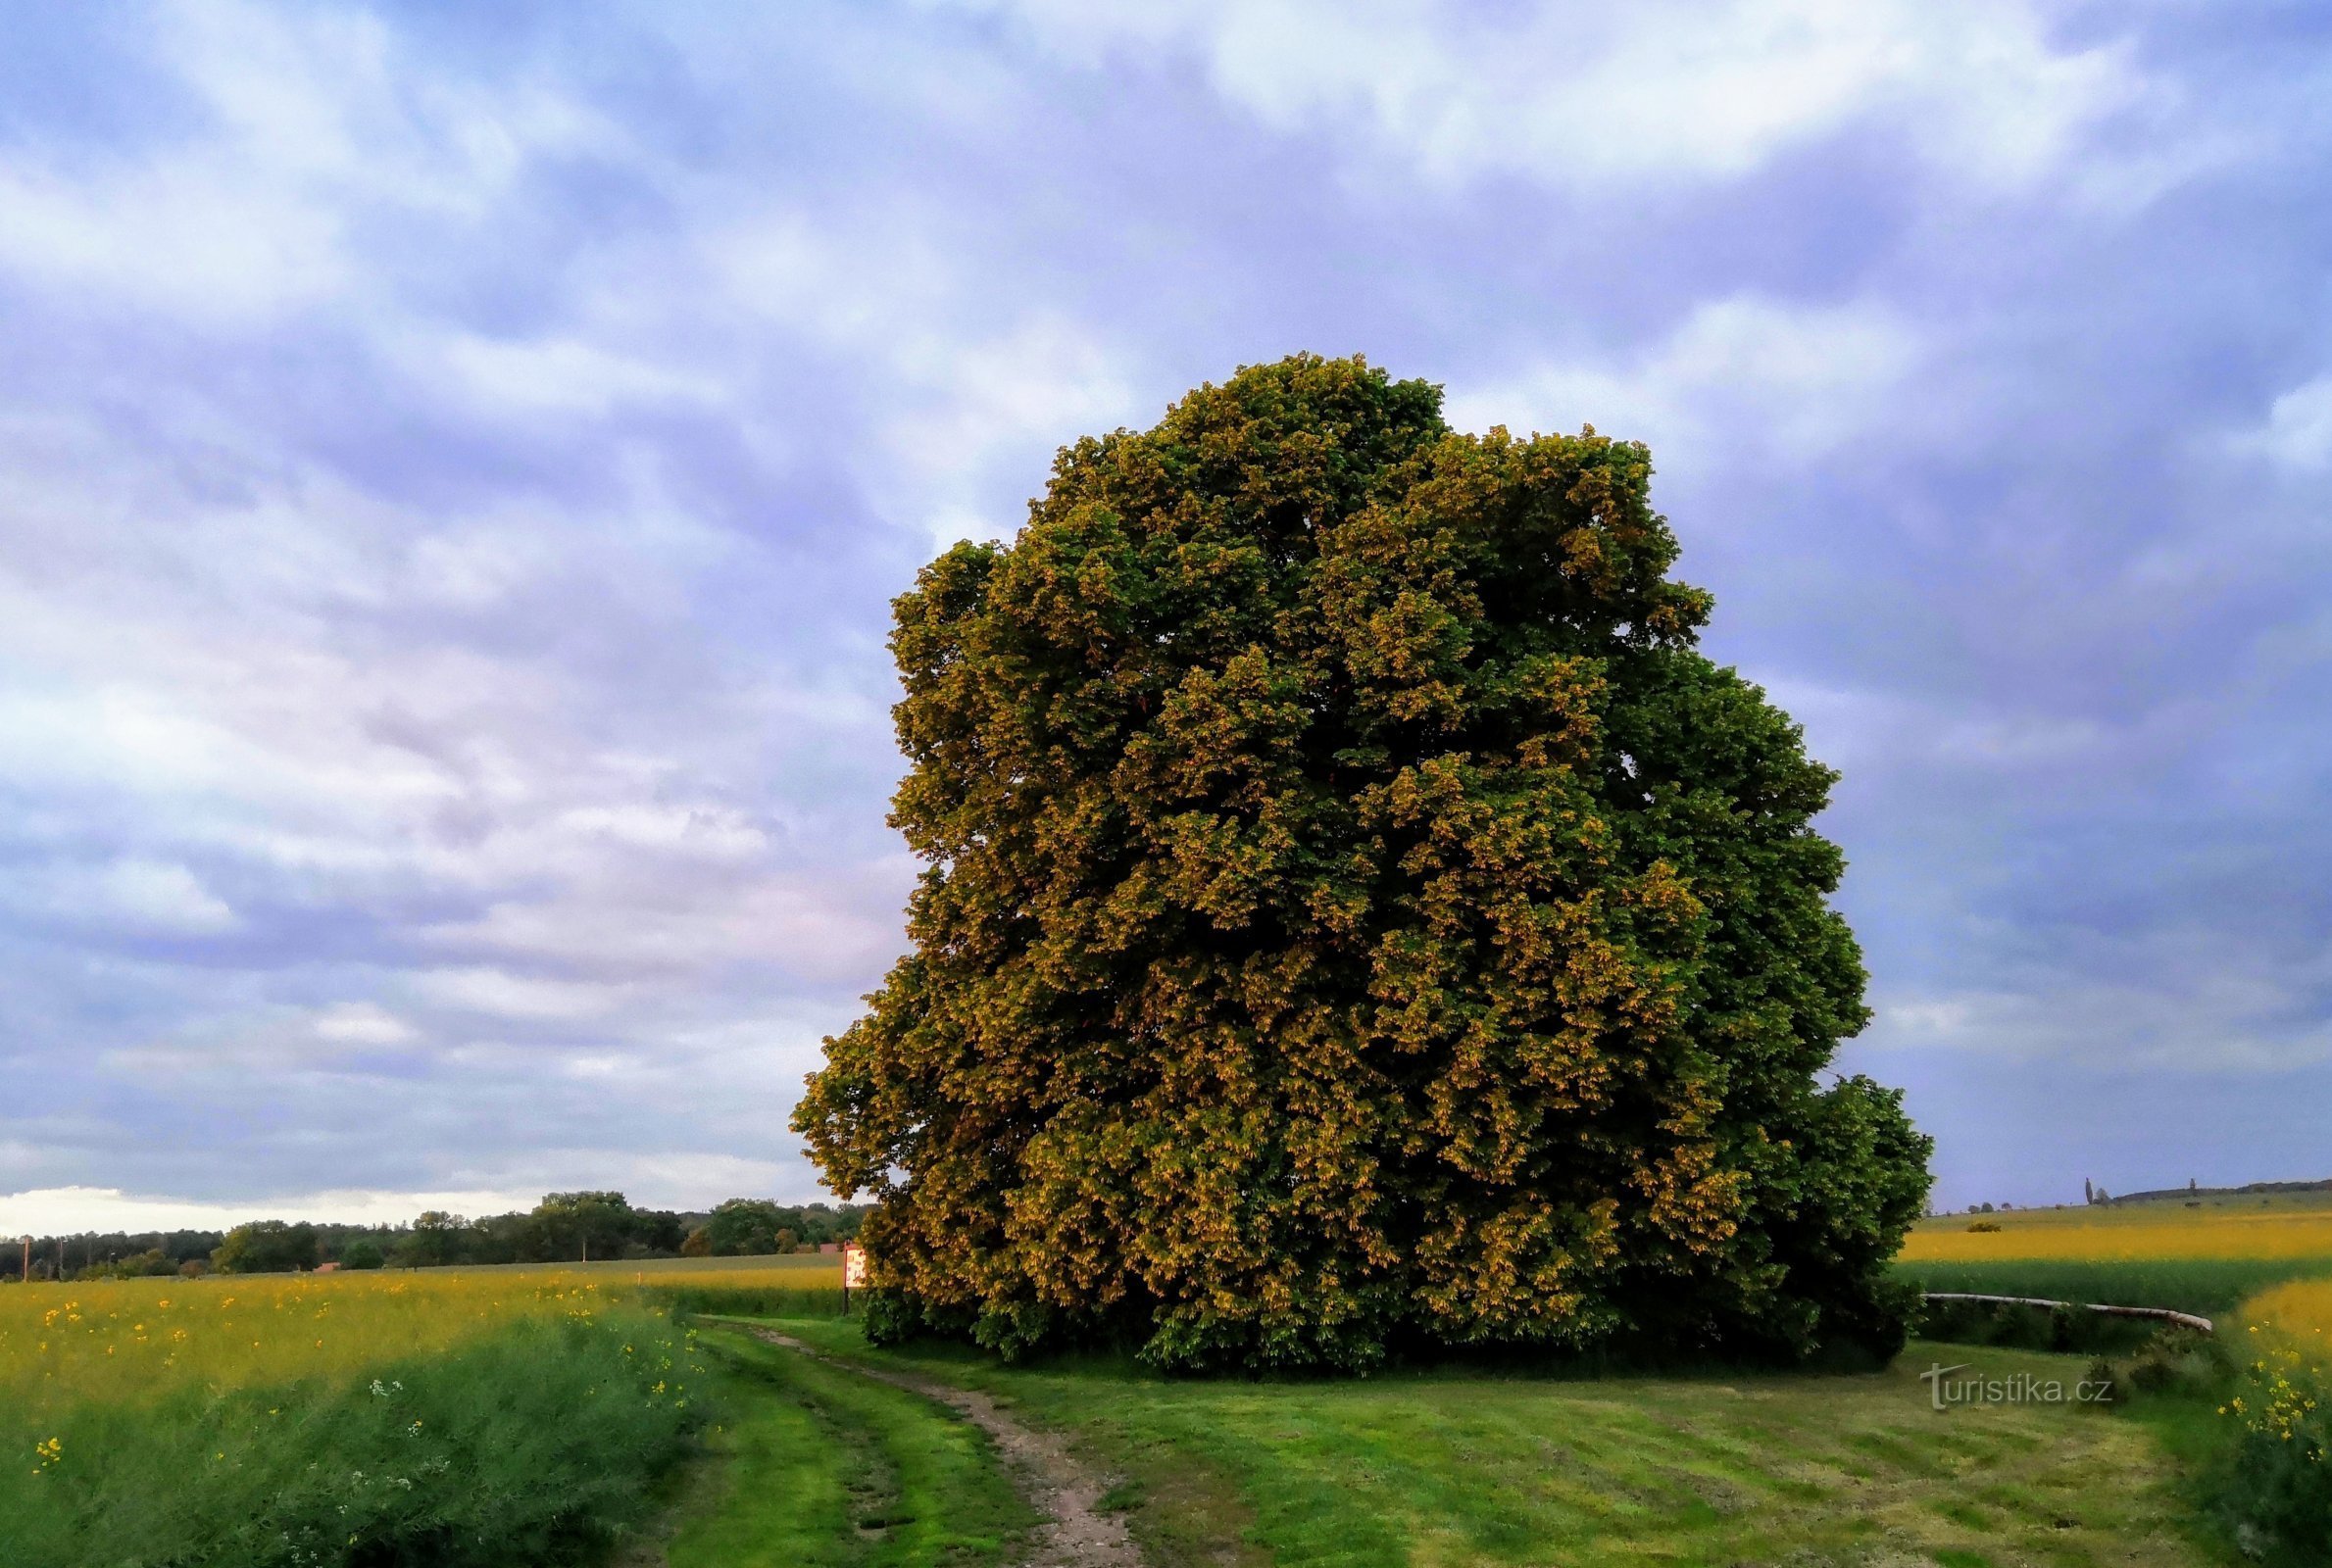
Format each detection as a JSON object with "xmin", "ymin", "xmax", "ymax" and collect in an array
[{"xmin": 2, "ymin": 0, "xmax": 2328, "ymax": 1235}]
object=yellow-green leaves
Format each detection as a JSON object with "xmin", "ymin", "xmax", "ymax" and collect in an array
[{"xmin": 794, "ymin": 354, "xmax": 1928, "ymax": 1372}]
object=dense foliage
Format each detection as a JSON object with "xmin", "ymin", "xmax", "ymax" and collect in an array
[
  {"xmin": 795, "ymin": 354, "xmax": 1930, "ymax": 1372},
  {"xmin": 687, "ymin": 1198, "xmax": 863, "ymax": 1257}
]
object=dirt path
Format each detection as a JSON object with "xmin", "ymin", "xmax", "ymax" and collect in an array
[{"xmin": 744, "ymin": 1327, "xmax": 1144, "ymax": 1568}]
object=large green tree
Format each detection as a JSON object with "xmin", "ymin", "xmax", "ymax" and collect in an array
[{"xmin": 795, "ymin": 354, "xmax": 1930, "ymax": 1373}]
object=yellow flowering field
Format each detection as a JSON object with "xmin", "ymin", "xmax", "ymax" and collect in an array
[
  {"xmin": 2246, "ymin": 1279, "xmax": 2332, "ymax": 1342},
  {"xmin": 3, "ymin": 1261, "xmax": 845, "ymax": 1564},
  {"xmin": 0, "ymin": 1262, "xmax": 839, "ymax": 1414},
  {"xmin": 1901, "ymin": 1201, "xmax": 2332, "ymax": 1265},
  {"xmin": 2211, "ymin": 1276, "xmax": 2332, "ymax": 1539}
]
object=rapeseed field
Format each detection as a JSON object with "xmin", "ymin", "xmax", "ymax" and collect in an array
[
  {"xmin": 0, "ymin": 1261, "xmax": 835, "ymax": 1568},
  {"xmin": 1902, "ymin": 1199, "xmax": 2332, "ymax": 1265},
  {"xmin": 1895, "ymin": 1197, "xmax": 2332, "ymax": 1320}
]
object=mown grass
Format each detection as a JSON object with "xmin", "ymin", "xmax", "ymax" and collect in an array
[
  {"xmin": 0, "ymin": 1268, "xmax": 728, "ymax": 1567},
  {"xmin": 765, "ymin": 1316, "xmax": 2227, "ymax": 1567},
  {"xmin": 664, "ymin": 1325, "xmax": 1030, "ymax": 1568}
]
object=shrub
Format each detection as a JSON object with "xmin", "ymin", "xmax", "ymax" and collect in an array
[
  {"xmin": 2082, "ymin": 1356, "xmax": 2125, "ymax": 1408},
  {"xmin": 2128, "ymin": 1324, "xmax": 2231, "ymax": 1396},
  {"xmin": 2210, "ymin": 1337, "xmax": 2332, "ymax": 1561},
  {"xmin": 1915, "ymin": 1297, "xmax": 2152, "ymax": 1355}
]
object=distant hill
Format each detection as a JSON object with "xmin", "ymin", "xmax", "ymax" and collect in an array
[{"xmin": 2109, "ymin": 1178, "xmax": 2332, "ymax": 1205}]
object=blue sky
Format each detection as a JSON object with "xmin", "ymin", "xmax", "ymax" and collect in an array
[{"xmin": 2, "ymin": 1, "xmax": 2328, "ymax": 1233}]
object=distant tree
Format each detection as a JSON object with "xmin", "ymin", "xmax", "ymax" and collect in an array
[
  {"xmin": 213, "ymin": 1221, "xmax": 320, "ymax": 1274},
  {"xmin": 394, "ymin": 1210, "xmax": 466, "ymax": 1268},
  {"xmin": 532, "ymin": 1192, "xmax": 634, "ymax": 1261},
  {"xmin": 702, "ymin": 1200, "xmax": 787, "ymax": 1256},
  {"xmin": 680, "ymin": 1227, "xmax": 713, "ymax": 1257},
  {"xmin": 339, "ymin": 1240, "xmax": 385, "ymax": 1271},
  {"xmin": 794, "ymin": 354, "xmax": 1932, "ymax": 1373},
  {"xmin": 628, "ymin": 1208, "xmax": 688, "ymax": 1256}
]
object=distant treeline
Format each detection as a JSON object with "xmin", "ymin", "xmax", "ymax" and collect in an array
[
  {"xmin": 4, "ymin": 1193, "xmax": 869, "ymax": 1281},
  {"xmin": 2107, "ymin": 1178, "xmax": 2332, "ymax": 1205}
]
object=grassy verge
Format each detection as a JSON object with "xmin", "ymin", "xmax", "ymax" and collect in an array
[
  {"xmin": 667, "ymin": 1325, "xmax": 1031, "ymax": 1568},
  {"xmin": 6, "ymin": 1307, "xmax": 701, "ymax": 1568},
  {"xmin": 769, "ymin": 1316, "xmax": 2230, "ymax": 1567}
]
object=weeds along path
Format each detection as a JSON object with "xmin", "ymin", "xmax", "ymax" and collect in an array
[{"xmin": 741, "ymin": 1326, "xmax": 1143, "ymax": 1568}]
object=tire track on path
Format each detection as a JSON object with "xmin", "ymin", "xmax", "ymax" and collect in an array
[{"xmin": 742, "ymin": 1326, "xmax": 1143, "ymax": 1568}]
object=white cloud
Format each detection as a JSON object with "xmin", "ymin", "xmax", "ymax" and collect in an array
[
  {"xmin": 0, "ymin": 1185, "xmax": 546, "ymax": 1236},
  {"xmin": 943, "ymin": 0, "xmax": 2142, "ymax": 192},
  {"xmin": 0, "ymin": 0, "xmax": 615, "ymax": 320},
  {"xmin": 430, "ymin": 334, "xmax": 725, "ymax": 418},
  {"xmin": 882, "ymin": 314, "xmax": 1143, "ymax": 549},
  {"xmin": 2237, "ymin": 373, "xmax": 2332, "ymax": 469},
  {"xmin": 416, "ymin": 966, "xmax": 629, "ymax": 1022},
  {"xmin": 1446, "ymin": 294, "xmax": 1920, "ymax": 466},
  {"xmin": 1860, "ymin": 974, "xmax": 2332, "ymax": 1075},
  {"xmin": 311, "ymin": 1003, "xmax": 417, "ymax": 1046},
  {"xmin": 705, "ymin": 209, "xmax": 1145, "ymax": 549},
  {"xmin": 3, "ymin": 858, "xmax": 239, "ymax": 937},
  {"xmin": 94, "ymin": 860, "xmax": 239, "ymax": 934}
]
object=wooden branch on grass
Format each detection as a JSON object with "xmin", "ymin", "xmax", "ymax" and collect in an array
[{"xmin": 1920, "ymin": 1292, "xmax": 2213, "ymax": 1334}]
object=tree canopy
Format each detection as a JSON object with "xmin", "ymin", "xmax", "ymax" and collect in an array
[{"xmin": 794, "ymin": 353, "xmax": 1930, "ymax": 1373}]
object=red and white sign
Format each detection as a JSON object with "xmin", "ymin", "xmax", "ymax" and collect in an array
[{"xmin": 842, "ymin": 1243, "xmax": 868, "ymax": 1289}]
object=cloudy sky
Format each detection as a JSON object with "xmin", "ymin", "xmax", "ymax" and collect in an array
[{"xmin": 2, "ymin": 0, "xmax": 2327, "ymax": 1234}]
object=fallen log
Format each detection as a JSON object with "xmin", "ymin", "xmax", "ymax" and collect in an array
[{"xmin": 1920, "ymin": 1292, "xmax": 2212, "ymax": 1334}]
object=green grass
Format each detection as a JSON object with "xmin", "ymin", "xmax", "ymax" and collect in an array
[
  {"xmin": 665, "ymin": 1325, "xmax": 1031, "ymax": 1568},
  {"xmin": 760, "ymin": 1316, "xmax": 2232, "ymax": 1567}
]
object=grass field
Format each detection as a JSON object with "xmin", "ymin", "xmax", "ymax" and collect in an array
[
  {"xmin": 745, "ymin": 1315, "xmax": 2220, "ymax": 1567},
  {"xmin": 656, "ymin": 1326, "xmax": 1033, "ymax": 1568}
]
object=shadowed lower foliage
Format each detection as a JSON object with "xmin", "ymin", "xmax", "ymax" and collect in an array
[{"xmin": 794, "ymin": 354, "xmax": 1930, "ymax": 1373}]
